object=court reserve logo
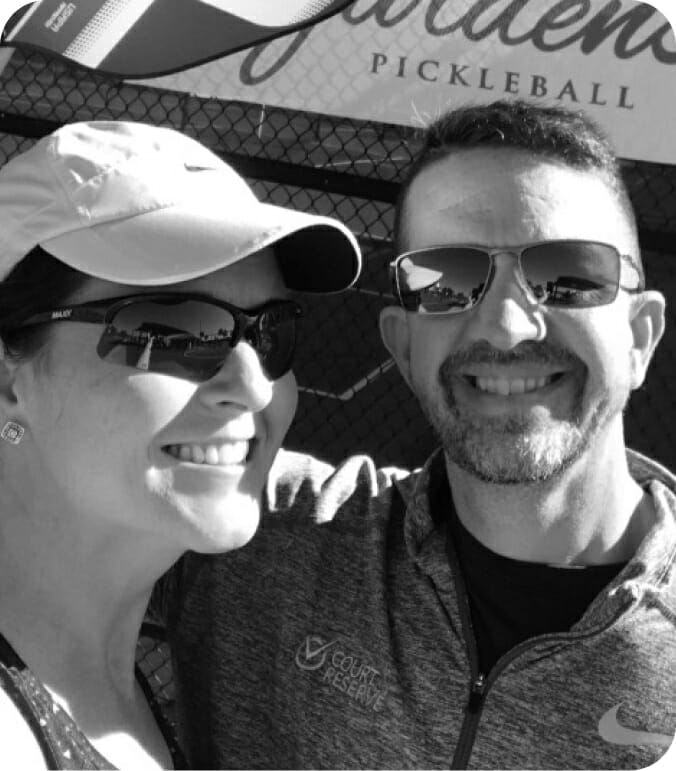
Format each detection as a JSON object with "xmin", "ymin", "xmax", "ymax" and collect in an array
[
  {"xmin": 294, "ymin": 634, "xmax": 388, "ymax": 712},
  {"xmin": 295, "ymin": 635, "xmax": 336, "ymax": 671}
]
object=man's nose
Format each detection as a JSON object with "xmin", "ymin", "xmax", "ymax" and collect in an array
[
  {"xmin": 468, "ymin": 254, "xmax": 546, "ymax": 350},
  {"xmin": 198, "ymin": 341, "xmax": 274, "ymax": 413}
]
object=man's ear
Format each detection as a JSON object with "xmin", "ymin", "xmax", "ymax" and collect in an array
[
  {"xmin": 628, "ymin": 290, "xmax": 666, "ymax": 390},
  {"xmin": 379, "ymin": 306, "xmax": 414, "ymax": 390}
]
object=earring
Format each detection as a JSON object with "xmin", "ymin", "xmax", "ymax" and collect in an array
[{"xmin": 1, "ymin": 421, "xmax": 24, "ymax": 445}]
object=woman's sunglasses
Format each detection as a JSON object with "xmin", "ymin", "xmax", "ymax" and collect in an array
[
  {"xmin": 390, "ymin": 240, "xmax": 644, "ymax": 314},
  {"xmin": 13, "ymin": 292, "xmax": 302, "ymax": 382}
]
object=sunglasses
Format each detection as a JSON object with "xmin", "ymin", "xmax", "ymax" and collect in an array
[
  {"xmin": 14, "ymin": 292, "xmax": 302, "ymax": 382},
  {"xmin": 390, "ymin": 240, "xmax": 644, "ymax": 314}
]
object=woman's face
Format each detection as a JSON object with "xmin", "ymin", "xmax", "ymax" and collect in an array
[{"xmin": 9, "ymin": 248, "xmax": 298, "ymax": 554}]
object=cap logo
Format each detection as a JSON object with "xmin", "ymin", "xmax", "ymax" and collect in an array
[
  {"xmin": 184, "ymin": 163, "xmax": 217, "ymax": 172},
  {"xmin": 51, "ymin": 309, "xmax": 73, "ymax": 319}
]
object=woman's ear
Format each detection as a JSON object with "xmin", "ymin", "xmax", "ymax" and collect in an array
[
  {"xmin": 628, "ymin": 290, "xmax": 666, "ymax": 390},
  {"xmin": 379, "ymin": 306, "xmax": 414, "ymax": 391}
]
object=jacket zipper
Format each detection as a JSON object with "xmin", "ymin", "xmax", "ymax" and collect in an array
[
  {"xmin": 448, "ymin": 604, "xmax": 634, "ymax": 769},
  {"xmin": 444, "ymin": 529, "xmax": 635, "ymax": 769},
  {"xmin": 447, "ymin": 533, "xmax": 487, "ymax": 771},
  {"xmin": 450, "ymin": 673, "xmax": 486, "ymax": 769}
]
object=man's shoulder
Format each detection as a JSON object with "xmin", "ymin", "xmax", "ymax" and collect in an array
[
  {"xmin": 265, "ymin": 449, "xmax": 412, "ymax": 525},
  {"xmin": 628, "ymin": 448, "xmax": 676, "ymax": 493},
  {"xmin": 628, "ymin": 449, "xmax": 676, "ymax": 525},
  {"xmin": 157, "ymin": 453, "xmax": 415, "ymax": 621},
  {"xmin": 625, "ymin": 449, "xmax": 676, "ymax": 614}
]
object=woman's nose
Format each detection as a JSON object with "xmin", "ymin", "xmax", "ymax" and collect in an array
[{"xmin": 198, "ymin": 341, "xmax": 274, "ymax": 413}]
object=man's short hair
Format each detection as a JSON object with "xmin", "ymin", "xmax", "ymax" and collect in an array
[{"xmin": 394, "ymin": 99, "xmax": 638, "ymax": 256}]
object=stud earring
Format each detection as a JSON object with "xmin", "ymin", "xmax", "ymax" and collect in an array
[{"xmin": 1, "ymin": 421, "xmax": 25, "ymax": 444}]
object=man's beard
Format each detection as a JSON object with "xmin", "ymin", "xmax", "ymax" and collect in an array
[{"xmin": 417, "ymin": 341, "xmax": 625, "ymax": 485}]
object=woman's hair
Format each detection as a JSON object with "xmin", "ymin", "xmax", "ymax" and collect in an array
[{"xmin": 0, "ymin": 246, "xmax": 89, "ymax": 360}]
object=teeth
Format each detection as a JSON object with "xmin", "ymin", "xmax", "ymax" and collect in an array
[
  {"xmin": 474, "ymin": 375, "xmax": 555, "ymax": 395},
  {"xmin": 219, "ymin": 443, "xmax": 249, "ymax": 464},
  {"xmin": 165, "ymin": 441, "xmax": 250, "ymax": 466}
]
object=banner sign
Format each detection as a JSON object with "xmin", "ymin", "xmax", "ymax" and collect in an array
[
  {"xmin": 137, "ymin": 0, "xmax": 676, "ymax": 164},
  {"xmin": 2, "ymin": 1, "xmax": 674, "ymax": 163},
  {"xmin": 1, "ymin": 0, "xmax": 355, "ymax": 77}
]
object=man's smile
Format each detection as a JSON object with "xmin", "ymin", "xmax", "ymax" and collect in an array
[
  {"xmin": 462, "ymin": 371, "xmax": 568, "ymax": 396},
  {"xmin": 442, "ymin": 366, "xmax": 585, "ymax": 421}
]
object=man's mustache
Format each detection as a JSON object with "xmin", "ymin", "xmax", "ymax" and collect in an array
[{"xmin": 439, "ymin": 340, "xmax": 581, "ymax": 370}]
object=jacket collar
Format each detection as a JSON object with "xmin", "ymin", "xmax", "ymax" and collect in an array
[{"xmin": 399, "ymin": 448, "xmax": 676, "ymax": 605}]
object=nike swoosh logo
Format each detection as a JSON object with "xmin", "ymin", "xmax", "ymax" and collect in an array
[
  {"xmin": 184, "ymin": 163, "xmax": 217, "ymax": 172},
  {"xmin": 598, "ymin": 704, "xmax": 674, "ymax": 747}
]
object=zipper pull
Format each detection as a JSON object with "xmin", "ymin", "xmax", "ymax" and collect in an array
[{"xmin": 468, "ymin": 673, "xmax": 486, "ymax": 713}]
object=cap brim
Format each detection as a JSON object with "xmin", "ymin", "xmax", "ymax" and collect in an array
[{"xmin": 41, "ymin": 195, "xmax": 361, "ymax": 292}]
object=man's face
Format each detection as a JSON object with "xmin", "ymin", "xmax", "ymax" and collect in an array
[{"xmin": 382, "ymin": 148, "xmax": 663, "ymax": 484}]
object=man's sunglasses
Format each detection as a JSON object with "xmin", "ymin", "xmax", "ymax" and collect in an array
[
  {"xmin": 389, "ymin": 240, "xmax": 644, "ymax": 314},
  {"xmin": 14, "ymin": 293, "xmax": 302, "ymax": 382}
]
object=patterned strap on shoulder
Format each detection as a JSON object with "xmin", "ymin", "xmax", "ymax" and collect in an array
[
  {"xmin": 0, "ymin": 633, "xmax": 114, "ymax": 770},
  {"xmin": 0, "ymin": 659, "xmax": 61, "ymax": 768}
]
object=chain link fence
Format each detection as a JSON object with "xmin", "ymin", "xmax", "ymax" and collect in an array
[{"xmin": 1, "ymin": 45, "xmax": 674, "ymax": 732}]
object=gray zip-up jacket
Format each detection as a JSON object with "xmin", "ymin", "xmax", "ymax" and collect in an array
[{"xmin": 161, "ymin": 448, "xmax": 676, "ymax": 769}]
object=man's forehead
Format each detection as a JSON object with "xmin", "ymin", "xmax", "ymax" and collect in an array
[
  {"xmin": 403, "ymin": 148, "xmax": 632, "ymax": 249},
  {"xmin": 409, "ymin": 147, "xmax": 595, "ymax": 207}
]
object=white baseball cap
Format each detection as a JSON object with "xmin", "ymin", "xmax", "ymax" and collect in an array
[{"xmin": 0, "ymin": 120, "xmax": 361, "ymax": 291}]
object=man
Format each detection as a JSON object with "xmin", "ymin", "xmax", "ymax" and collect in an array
[{"xmin": 158, "ymin": 100, "xmax": 675, "ymax": 769}]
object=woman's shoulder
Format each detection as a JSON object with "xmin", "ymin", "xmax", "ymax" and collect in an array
[
  {"xmin": 0, "ymin": 676, "xmax": 49, "ymax": 768},
  {"xmin": 0, "ymin": 651, "xmax": 114, "ymax": 770}
]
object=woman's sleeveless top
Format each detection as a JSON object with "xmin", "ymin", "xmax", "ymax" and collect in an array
[{"xmin": 0, "ymin": 632, "xmax": 186, "ymax": 769}]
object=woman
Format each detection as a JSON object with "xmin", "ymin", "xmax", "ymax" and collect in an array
[{"xmin": 0, "ymin": 120, "xmax": 360, "ymax": 768}]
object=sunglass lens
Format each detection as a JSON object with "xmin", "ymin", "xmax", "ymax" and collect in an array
[
  {"xmin": 396, "ymin": 248, "xmax": 490, "ymax": 313},
  {"xmin": 521, "ymin": 242, "xmax": 619, "ymax": 307},
  {"xmin": 252, "ymin": 305, "xmax": 298, "ymax": 380},
  {"xmin": 97, "ymin": 298, "xmax": 236, "ymax": 381}
]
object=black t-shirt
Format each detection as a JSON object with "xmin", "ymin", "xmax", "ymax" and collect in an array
[{"xmin": 439, "ymin": 475, "xmax": 626, "ymax": 674}]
